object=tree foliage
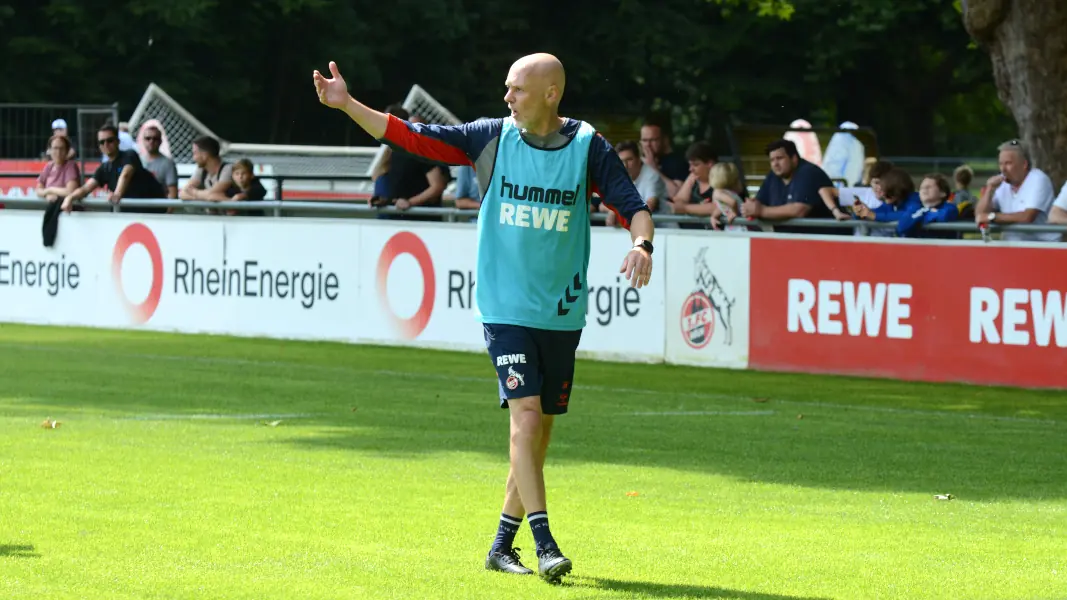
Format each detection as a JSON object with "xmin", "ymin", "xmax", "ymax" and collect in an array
[{"xmin": 0, "ymin": 0, "xmax": 1008, "ymax": 155}]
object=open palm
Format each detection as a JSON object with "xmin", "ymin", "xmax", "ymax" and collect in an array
[{"xmin": 313, "ymin": 61, "xmax": 350, "ymax": 109}]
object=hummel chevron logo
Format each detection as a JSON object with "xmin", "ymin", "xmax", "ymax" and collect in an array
[{"xmin": 557, "ymin": 273, "xmax": 584, "ymax": 316}]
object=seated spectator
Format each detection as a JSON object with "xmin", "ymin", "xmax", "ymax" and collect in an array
[
  {"xmin": 44, "ymin": 118, "xmax": 77, "ymax": 160},
  {"xmin": 139, "ymin": 126, "xmax": 178, "ymax": 199},
  {"xmin": 669, "ymin": 141, "xmax": 718, "ymax": 230},
  {"xmin": 36, "ymin": 134, "xmax": 81, "ymax": 204},
  {"xmin": 208, "ymin": 158, "xmax": 268, "ymax": 216},
  {"xmin": 850, "ymin": 168, "xmax": 921, "ymax": 230},
  {"xmin": 375, "ymin": 104, "xmax": 449, "ymax": 221},
  {"xmin": 820, "ymin": 159, "xmax": 895, "ymax": 217},
  {"xmin": 742, "ymin": 139, "xmax": 838, "ymax": 234},
  {"xmin": 118, "ymin": 122, "xmax": 137, "ymax": 151},
  {"xmin": 895, "ymin": 173, "xmax": 960, "ymax": 238},
  {"xmin": 61, "ymin": 125, "xmax": 166, "ymax": 213},
  {"xmin": 640, "ymin": 119, "xmax": 689, "ymax": 199},
  {"xmin": 706, "ymin": 162, "xmax": 748, "ymax": 232},
  {"xmin": 975, "ymin": 140, "xmax": 1058, "ymax": 242},
  {"xmin": 180, "ymin": 136, "xmax": 234, "ymax": 211},
  {"xmin": 604, "ymin": 140, "xmax": 670, "ymax": 228},
  {"xmin": 1047, "ymin": 182, "xmax": 1067, "ymax": 241}
]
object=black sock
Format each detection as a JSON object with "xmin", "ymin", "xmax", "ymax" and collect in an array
[
  {"xmin": 490, "ymin": 513, "xmax": 522, "ymax": 553},
  {"xmin": 527, "ymin": 511, "xmax": 557, "ymax": 553}
]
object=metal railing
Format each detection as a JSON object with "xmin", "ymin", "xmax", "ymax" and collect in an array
[{"xmin": 3, "ymin": 196, "xmax": 1066, "ymax": 239}]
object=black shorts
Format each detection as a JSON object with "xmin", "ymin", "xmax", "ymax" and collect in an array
[{"xmin": 482, "ymin": 323, "xmax": 583, "ymax": 415}]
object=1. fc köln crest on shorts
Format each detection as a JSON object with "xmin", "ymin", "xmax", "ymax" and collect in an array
[{"xmin": 505, "ymin": 366, "xmax": 525, "ymax": 390}]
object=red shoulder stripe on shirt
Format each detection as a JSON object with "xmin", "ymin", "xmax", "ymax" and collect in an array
[
  {"xmin": 592, "ymin": 182, "xmax": 632, "ymax": 230},
  {"xmin": 382, "ymin": 115, "xmax": 472, "ymax": 166}
]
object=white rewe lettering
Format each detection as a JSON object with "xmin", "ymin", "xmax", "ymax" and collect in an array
[
  {"xmin": 496, "ymin": 353, "xmax": 527, "ymax": 367},
  {"xmin": 969, "ymin": 287, "xmax": 1067, "ymax": 347},
  {"xmin": 843, "ymin": 282, "xmax": 886, "ymax": 337},
  {"xmin": 1031, "ymin": 290, "xmax": 1067, "ymax": 348},
  {"xmin": 1002, "ymin": 288, "xmax": 1030, "ymax": 346},
  {"xmin": 816, "ymin": 280, "xmax": 843, "ymax": 336},
  {"xmin": 499, "ymin": 202, "xmax": 571, "ymax": 232},
  {"xmin": 787, "ymin": 278, "xmax": 912, "ymax": 338},
  {"xmin": 532, "ymin": 206, "xmax": 558, "ymax": 230},
  {"xmin": 787, "ymin": 279, "xmax": 816, "ymax": 333},
  {"xmin": 885, "ymin": 283, "xmax": 913, "ymax": 339},
  {"xmin": 499, "ymin": 202, "xmax": 516, "ymax": 225},
  {"xmin": 515, "ymin": 204, "xmax": 531, "ymax": 227},
  {"xmin": 969, "ymin": 287, "xmax": 1000, "ymax": 343}
]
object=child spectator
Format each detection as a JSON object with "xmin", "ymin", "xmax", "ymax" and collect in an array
[
  {"xmin": 952, "ymin": 164, "xmax": 976, "ymax": 220},
  {"xmin": 896, "ymin": 173, "xmax": 960, "ymax": 238},
  {"xmin": 213, "ymin": 159, "xmax": 267, "ymax": 216}
]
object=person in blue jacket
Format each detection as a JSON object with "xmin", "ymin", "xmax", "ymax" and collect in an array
[
  {"xmin": 851, "ymin": 167, "xmax": 921, "ymax": 233},
  {"xmin": 896, "ymin": 173, "xmax": 959, "ymax": 239}
]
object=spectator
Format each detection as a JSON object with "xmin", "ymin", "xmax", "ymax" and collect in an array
[
  {"xmin": 951, "ymin": 164, "xmax": 977, "ymax": 220},
  {"xmin": 211, "ymin": 158, "xmax": 268, "ymax": 216},
  {"xmin": 44, "ymin": 118, "xmax": 76, "ymax": 160},
  {"xmin": 605, "ymin": 140, "xmax": 670, "ymax": 228},
  {"xmin": 140, "ymin": 125, "xmax": 178, "ymax": 199},
  {"xmin": 118, "ymin": 122, "xmax": 137, "ymax": 151},
  {"xmin": 36, "ymin": 134, "xmax": 81, "ymax": 204},
  {"xmin": 668, "ymin": 141, "xmax": 718, "ymax": 230},
  {"xmin": 60, "ymin": 124, "xmax": 166, "ymax": 213},
  {"xmin": 180, "ymin": 136, "xmax": 234, "ymax": 211},
  {"xmin": 952, "ymin": 165, "xmax": 975, "ymax": 204},
  {"xmin": 707, "ymin": 162, "xmax": 747, "ymax": 232},
  {"xmin": 639, "ymin": 118, "xmax": 689, "ymax": 200},
  {"xmin": 895, "ymin": 173, "xmax": 960, "ymax": 239},
  {"xmin": 824, "ymin": 159, "xmax": 894, "ymax": 212},
  {"xmin": 375, "ymin": 104, "xmax": 449, "ymax": 221},
  {"xmin": 742, "ymin": 139, "xmax": 838, "ymax": 234},
  {"xmin": 1047, "ymin": 182, "xmax": 1067, "ymax": 241},
  {"xmin": 850, "ymin": 168, "xmax": 921, "ymax": 231},
  {"xmin": 975, "ymin": 140, "xmax": 1058, "ymax": 242}
]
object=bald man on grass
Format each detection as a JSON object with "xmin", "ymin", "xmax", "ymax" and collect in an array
[{"xmin": 314, "ymin": 53, "xmax": 654, "ymax": 584}]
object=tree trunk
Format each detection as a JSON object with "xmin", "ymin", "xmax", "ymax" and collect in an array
[{"xmin": 963, "ymin": 0, "xmax": 1067, "ymax": 187}]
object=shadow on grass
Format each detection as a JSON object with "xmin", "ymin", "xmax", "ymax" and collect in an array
[
  {"xmin": 0, "ymin": 544, "xmax": 40, "ymax": 558},
  {"xmin": 566, "ymin": 576, "xmax": 832, "ymax": 599}
]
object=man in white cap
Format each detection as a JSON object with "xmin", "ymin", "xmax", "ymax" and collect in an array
[{"xmin": 48, "ymin": 118, "xmax": 76, "ymax": 160}]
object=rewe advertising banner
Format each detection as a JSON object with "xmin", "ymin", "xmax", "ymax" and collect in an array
[{"xmin": 748, "ymin": 237, "xmax": 1067, "ymax": 388}]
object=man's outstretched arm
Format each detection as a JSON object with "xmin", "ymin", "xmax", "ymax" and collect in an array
[
  {"xmin": 314, "ymin": 62, "xmax": 389, "ymax": 139},
  {"xmin": 314, "ymin": 61, "xmax": 491, "ymax": 166}
]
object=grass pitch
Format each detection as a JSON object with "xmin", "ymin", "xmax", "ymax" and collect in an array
[{"xmin": 0, "ymin": 323, "xmax": 1063, "ymax": 599}]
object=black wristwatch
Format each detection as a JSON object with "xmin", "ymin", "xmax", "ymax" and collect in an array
[{"xmin": 634, "ymin": 239, "xmax": 653, "ymax": 255}]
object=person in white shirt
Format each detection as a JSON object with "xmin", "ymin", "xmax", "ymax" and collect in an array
[
  {"xmin": 975, "ymin": 139, "xmax": 1058, "ymax": 242},
  {"xmin": 605, "ymin": 140, "xmax": 671, "ymax": 227},
  {"xmin": 1050, "ymin": 183, "xmax": 1067, "ymax": 224}
]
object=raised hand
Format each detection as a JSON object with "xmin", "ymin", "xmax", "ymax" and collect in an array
[{"xmin": 313, "ymin": 61, "xmax": 350, "ymax": 110}]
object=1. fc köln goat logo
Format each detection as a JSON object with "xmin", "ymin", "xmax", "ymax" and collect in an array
[{"xmin": 680, "ymin": 247, "xmax": 737, "ymax": 349}]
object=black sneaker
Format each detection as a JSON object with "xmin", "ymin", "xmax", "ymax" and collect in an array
[
  {"xmin": 485, "ymin": 547, "xmax": 534, "ymax": 575},
  {"xmin": 536, "ymin": 546, "xmax": 572, "ymax": 583}
]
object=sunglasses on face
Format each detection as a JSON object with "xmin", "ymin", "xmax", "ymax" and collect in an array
[
  {"xmin": 144, "ymin": 136, "xmax": 161, "ymax": 142},
  {"xmin": 98, "ymin": 137, "xmax": 117, "ymax": 145}
]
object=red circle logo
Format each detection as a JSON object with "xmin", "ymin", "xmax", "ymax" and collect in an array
[
  {"xmin": 680, "ymin": 291, "xmax": 715, "ymax": 349},
  {"xmin": 112, "ymin": 223, "xmax": 164, "ymax": 324},
  {"xmin": 376, "ymin": 231, "xmax": 435, "ymax": 340},
  {"xmin": 506, "ymin": 375, "xmax": 519, "ymax": 390}
]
